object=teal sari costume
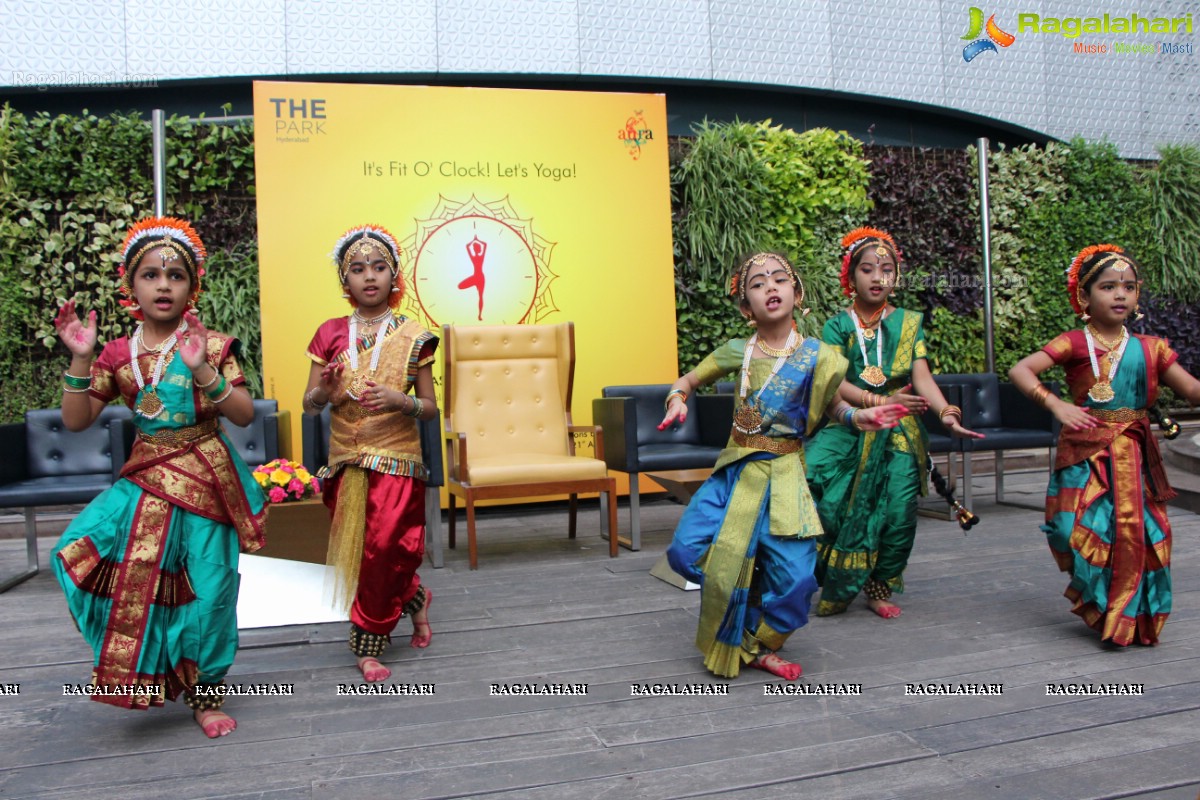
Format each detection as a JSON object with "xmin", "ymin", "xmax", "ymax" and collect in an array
[
  {"xmin": 53, "ymin": 334, "xmax": 266, "ymax": 708},
  {"xmin": 1041, "ymin": 330, "xmax": 1178, "ymax": 646},
  {"xmin": 806, "ymin": 308, "xmax": 929, "ymax": 615},
  {"xmin": 667, "ymin": 337, "xmax": 846, "ymax": 677}
]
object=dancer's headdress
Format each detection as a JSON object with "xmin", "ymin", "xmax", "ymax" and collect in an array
[
  {"xmin": 117, "ymin": 217, "xmax": 208, "ymax": 319},
  {"xmin": 1066, "ymin": 243, "xmax": 1140, "ymax": 317},
  {"xmin": 331, "ymin": 224, "xmax": 403, "ymax": 307},
  {"xmin": 729, "ymin": 252, "xmax": 809, "ymax": 316},
  {"xmin": 840, "ymin": 227, "xmax": 901, "ymax": 298}
]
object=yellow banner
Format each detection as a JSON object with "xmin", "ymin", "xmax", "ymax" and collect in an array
[{"xmin": 253, "ymin": 81, "xmax": 677, "ymax": 479}]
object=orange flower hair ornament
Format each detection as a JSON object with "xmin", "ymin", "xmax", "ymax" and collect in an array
[
  {"xmin": 1066, "ymin": 243, "xmax": 1139, "ymax": 318},
  {"xmin": 331, "ymin": 224, "xmax": 404, "ymax": 308},
  {"xmin": 117, "ymin": 217, "xmax": 208, "ymax": 319},
  {"xmin": 840, "ymin": 227, "xmax": 902, "ymax": 298}
]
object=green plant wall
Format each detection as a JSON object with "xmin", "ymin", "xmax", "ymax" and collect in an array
[
  {"xmin": 0, "ymin": 105, "xmax": 259, "ymax": 421},
  {"xmin": 671, "ymin": 121, "xmax": 872, "ymax": 372},
  {"xmin": 2, "ymin": 105, "xmax": 1197, "ymax": 424}
]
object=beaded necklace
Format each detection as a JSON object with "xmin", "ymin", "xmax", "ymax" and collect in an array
[
  {"xmin": 129, "ymin": 320, "xmax": 186, "ymax": 418},
  {"xmin": 732, "ymin": 330, "xmax": 797, "ymax": 435},
  {"xmin": 345, "ymin": 312, "xmax": 394, "ymax": 399}
]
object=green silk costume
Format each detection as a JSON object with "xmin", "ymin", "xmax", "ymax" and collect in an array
[{"xmin": 806, "ymin": 308, "xmax": 930, "ymax": 615}]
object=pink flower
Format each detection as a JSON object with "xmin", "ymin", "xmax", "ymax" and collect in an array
[
  {"xmin": 268, "ymin": 486, "xmax": 287, "ymax": 503},
  {"xmin": 288, "ymin": 478, "xmax": 305, "ymax": 495}
]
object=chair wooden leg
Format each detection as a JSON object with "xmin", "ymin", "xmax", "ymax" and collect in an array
[
  {"xmin": 568, "ymin": 494, "xmax": 578, "ymax": 539},
  {"xmin": 466, "ymin": 498, "xmax": 478, "ymax": 570},
  {"xmin": 447, "ymin": 494, "xmax": 457, "ymax": 549},
  {"xmin": 607, "ymin": 482, "xmax": 619, "ymax": 558},
  {"xmin": 0, "ymin": 508, "xmax": 40, "ymax": 594}
]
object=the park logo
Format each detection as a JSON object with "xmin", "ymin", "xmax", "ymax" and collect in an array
[
  {"xmin": 961, "ymin": 7, "xmax": 1016, "ymax": 62},
  {"xmin": 266, "ymin": 96, "xmax": 328, "ymax": 144},
  {"xmin": 619, "ymin": 110, "xmax": 654, "ymax": 160}
]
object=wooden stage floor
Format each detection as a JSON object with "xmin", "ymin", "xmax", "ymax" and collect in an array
[{"xmin": 2, "ymin": 467, "xmax": 1199, "ymax": 800}]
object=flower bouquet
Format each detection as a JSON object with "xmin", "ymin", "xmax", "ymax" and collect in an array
[{"xmin": 252, "ymin": 458, "xmax": 321, "ymax": 503}]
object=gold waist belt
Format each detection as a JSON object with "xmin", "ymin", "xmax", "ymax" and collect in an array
[
  {"xmin": 730, "ymin": 429, "xmax": 802, "ymax": 455},
  {"xmin": 1088, "ymin": 407, "xmax": 1147, "ymax": 423},
  {"xmin": 137, "ymin": 418, "xmax": 220, "ymax": 446}
]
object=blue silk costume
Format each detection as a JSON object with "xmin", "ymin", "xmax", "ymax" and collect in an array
[{"xmin": 667, "ymin": 337, "xmax": 846, "ymax": 677}]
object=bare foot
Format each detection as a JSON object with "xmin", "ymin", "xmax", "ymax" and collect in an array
[
  {"xmin": 867, "ymin": 597, "xmax": 902, "ymax": 619},
  {"xmin": 410, "ymin": 588, "xmax": 432, "ymax": 649},
  {"xmin": 357, "ymin": 656, "xmax": 392, "ymax": 682},
  {"xmin": 749, "ymin": 652, "xmax": 802, "ymax": 681},
  {"xmin": 194, "ymin": 708, "xmax": 236, "ymax": 738}
]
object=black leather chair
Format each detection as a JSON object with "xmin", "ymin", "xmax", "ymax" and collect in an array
[
  {"xmin": 222, "ymin": 399, "xmax": 289, "ymax": 469},
  {"xmin": 301, "ymin": 405, "xmax": 446, "ymax": 568},
  {"xmin": 0, "ymin": 406, "xmax": 132, "ymax": 592},
  {"xmin": 937, "ymin": 373, "xmax": 1061, "ymax": 509},
  {"xmin": 593, "ymin": 384, "xmax": 733, "ymax": 550}
]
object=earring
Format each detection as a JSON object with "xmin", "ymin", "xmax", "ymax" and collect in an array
[
  {"xmin": 390, "ymin": 286, "xmax": 400, "ymax": 293},
  {"xmin": 342, "ymin": 292, "xmax": 350, "ymax": 299},
  {"xmin": 1134, "ymin": 303, "xmax": 1144, "ymax": 321},
  {"xmin": 129, "ymin": 301, "xmax": 141, "ymax": 311}
]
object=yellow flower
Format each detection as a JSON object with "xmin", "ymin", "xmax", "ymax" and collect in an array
[
  {"xmin": 253, "ymin": 472, "xmax": 269, "ymax": 487},
  {"xmin": 270, "ymin": 468, "xmax": 291, "ymax": 486},
  {"xmin": 296, "ymin": 468, "xmax": 312, "ymax": 482}
]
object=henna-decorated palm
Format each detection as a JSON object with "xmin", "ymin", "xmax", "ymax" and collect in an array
[
  {"xmin": 178, "ymin": 312, "xmax": 209, "ymax": 370},
  {"xmin": 55, "ymin": 301, "xmax": 97, "ymax": 357},
  {"xmin": 860, "ymin": 402, "xmax": 907, "ymax": 430}
]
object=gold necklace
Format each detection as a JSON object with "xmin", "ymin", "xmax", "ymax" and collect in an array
[
  {"xmin": 852, "ymin": 300, "xmax": 886, "ymax": 340},
  {"xmin": 1087, "ymin": 323, "xmax": 1125, "ymax": 352},
  {"xmin": 137, "ymin": 328, "xmax": 168, "ymax": 354},
  {"xmin": 757, "ymin": 336, "xmax": 798, "ymax": 358}
]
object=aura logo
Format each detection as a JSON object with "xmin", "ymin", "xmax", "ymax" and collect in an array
[{"xmin": 961, "ymin": 7, "xmax": 1016, "ymax": 61}]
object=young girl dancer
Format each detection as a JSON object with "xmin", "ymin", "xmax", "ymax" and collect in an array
[
  {"xmin": 53, "ymin": 217, "xmax": 266, "ymax": 738},
  {"xmin": 807, "ymin": 227, "xmax": 981, "ymax": 618},
  {"xmin": 1010, "ymin": 244, "xmax": 1199, "ymax": 645},
  {"xmin": 303, "ymin": 224, "xmax": 438, "ymax": 682},
  {"xmin": 662, "ymin": 252, "xmax": 905, "ymax": 680}
]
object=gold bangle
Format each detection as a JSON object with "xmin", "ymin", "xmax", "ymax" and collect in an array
[
  {"xmin": 62, "ymin": 383, "xmax": 90, "ymax": 394},
  {"xmin": 1030, "ymin": 384, "xmax": 1051, "ymax": 407},
  {"xmin": 664, "ymin": 389, "xmax": 687, "ymax": 411},
  {"xmin": 939, "ymin": 404, "xmax": 962, "ymax": 422},
  {"xmin": 851, "ymin": 408, "xmax": 866, "ymax": 431},
  {"xmin": 196, "ymin": 368, "xmax": 220, "ymax": 390}
]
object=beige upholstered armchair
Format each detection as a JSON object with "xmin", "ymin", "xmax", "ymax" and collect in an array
[{"xmin": 442, "ymin": 322, "xmax": 619, "ymax": 569}]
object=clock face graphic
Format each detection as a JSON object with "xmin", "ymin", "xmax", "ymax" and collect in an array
[{"xmin": 398, "ymin": 195, "xmax": 559, "ymax": 329}]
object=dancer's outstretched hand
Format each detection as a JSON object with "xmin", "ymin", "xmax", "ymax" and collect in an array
[
  {"xmin": 55, "ymin": 301, "xmax": 97, "ymax": 356},
  {"xmin": 857, "ymin": 402, "xmax": 907, "ymax": 430}
]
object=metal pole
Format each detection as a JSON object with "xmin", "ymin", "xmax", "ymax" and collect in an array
[
  {"xmin": 976, "ymin": 137, "xmax": 995, "ymax": 374},
  {"xmin": 151, "ymin": 110, "xmax": 166, "ymax": 216}
]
